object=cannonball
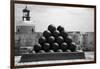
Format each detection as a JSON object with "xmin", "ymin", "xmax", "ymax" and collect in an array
[
  {"xmin": 61, "ymin": 31, "xmax": 68, "ymax": 38},
  {"xmin": 53, "ymin": 30, "xmax": 60, "ymax": 38},
  {"xmin": 48, "ymin": 36, "xmax": 55, "ymax": 43},
  {"xmin": 57, "ymin": 25, "xmax": 64, "ymax": 32},
  {"xmin": 57, "ymin": 49, "xmax": 63, "ymax": 52},
  {"xmin": 48, "ymin": 24, "xmax": 56, "ymax": 33},
  {"xmin": 38, "ymin": 50, "xmax": 45, "ymax": 53},
  {"xmin": 32, "ymin": 51, "xmax": 36, "ymax": 53},
  {"xmin": 65, "ymin": 49, "xmax": 71, "ymax": 52},
  {"xmin": 68, "ymin": 42, "xmax": 77, "ymax": 52},
  {"xmin": 52, "ymin": 43, "xmax": 59, "ymax": 52},
  {"xmin": 56, "ymin": 36, "xmax": 64, "ymax": 44},
  {"xmin": 34, "ymin": 44, "xmax": 42, "ymax": 52},
  {"xmin": 39, "ymin": 36, "xmax": 47, "ymax": 44},
  {"xmin": 43, "ymin": 43, "xmax": 51, "ymax": 51},
  {"xmin": 43, "ymin": 30, "xmax": 51, "ymax": 38},
  {"xmin": 60, "ymin": 42, "xmax": 68, "ymax": 51},
  {"xmin": 48, "ymin": 50, "xmax": 54, "ymax": 53},
  {"xmin": 65, "ymin": 36, "xmax": 72, "ymax": 44}
]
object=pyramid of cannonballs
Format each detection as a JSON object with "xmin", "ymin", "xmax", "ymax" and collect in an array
[{"xmin": 33, "ymin": 24, "xmax": 77, "ymax": 53}]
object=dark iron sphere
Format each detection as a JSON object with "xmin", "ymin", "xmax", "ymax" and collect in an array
[
  {"xmin": 48, "ymin": 36, "xmax": 55, "ymax": 43},
  {"xmin": 57, "ymin": 49, "xmax": 63, "ymax": 52},
  {"xmin": 52, "ymin": 43, "xmax": 59, "ymax": 52},
  {"xmin": 48, "ymin": 24, "xmax": 56, "ymax": 33},
  {"xmin": 43, "ymin": 30, "xmax": 52, "ymax": 38},
  {"xmin": 57, "ymin": 25, "xmax": 64, "ymax": 32},
  {"xmin": 68, "ymin": 43, "xmax": 76, "ymax": 52},
  {"xmin": 53, "ymin": 30, "xmax": 60, "ymax": 38},
  {"xmin": 43, "ymin": 43, "xmax": 51, "ymax": 51},
  {"xmin": 32, "ymin": 50, "xmax": 36, "ymax": 53},
  {"xmin": 56, "ymin": 36, "xmax": 64, "ymax": 44},
  {"xmin": 34, "ymin": 44, "xmax": 42, "ymax": 52},
  {"xmin": 39, "ymin": 36, "xmax": 47, "ymax": 44},
  {"xmin": 65, "ymin": 36, "xmax": 72, "ymax": 44},
  {"xmin": 48, "ymin": 50, "xmax": 54, "ymax": 53},
  {"xmin": 38, "ymin": 50, "xmax": 45, "ymax": 53},
  {"xmin": 60, "ymin": 31, "xmax": 68, "ymax": 38},
  {"xmin": 65, "ymin": 49, "xmax": 71, "ymax": 52},
  {"xmin": 60, "ymin": 42, "xmax": 68, "ymax": 51}
]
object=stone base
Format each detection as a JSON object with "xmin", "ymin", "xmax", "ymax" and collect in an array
[{"xmin": 20, "ymin": 52, "xmax": 85, "ymax": 62}]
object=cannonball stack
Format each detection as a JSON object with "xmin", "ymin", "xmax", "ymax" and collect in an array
[{"xmin": 33, "ymin": 24, "xmax": 77, "ymax": 53}]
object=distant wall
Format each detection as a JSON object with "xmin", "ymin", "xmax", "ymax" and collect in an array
[
  {"xmin": 15, "ymin": 26, "xmax": 42, "ymax": 48},
  {"xmin": 68, "ymin": 32, "xmax": 94, "ymax": 51}
]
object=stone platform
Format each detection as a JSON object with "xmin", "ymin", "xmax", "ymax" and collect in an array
[{"xmin": 20, "ymin": 52, "xmax": 85, "ymax": 62}]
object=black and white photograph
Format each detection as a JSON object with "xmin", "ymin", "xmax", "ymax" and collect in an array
[{"xmin": 11, "ymin": 1, "xmax": 96, "ymax": 68}]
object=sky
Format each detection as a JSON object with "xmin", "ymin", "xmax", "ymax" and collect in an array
[{"xmin": 15, "ymin": 4, "xmax": 94, "ymax": 32}]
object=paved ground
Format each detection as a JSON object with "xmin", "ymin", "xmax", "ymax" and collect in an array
[{"xmin": 15, "ymin": 52, "xmax": 94, "ymax": 66}]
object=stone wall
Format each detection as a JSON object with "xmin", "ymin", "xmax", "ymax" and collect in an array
[{"xmin": 68, "ymin": 32, "xmax": 94, "ymax": 51}]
